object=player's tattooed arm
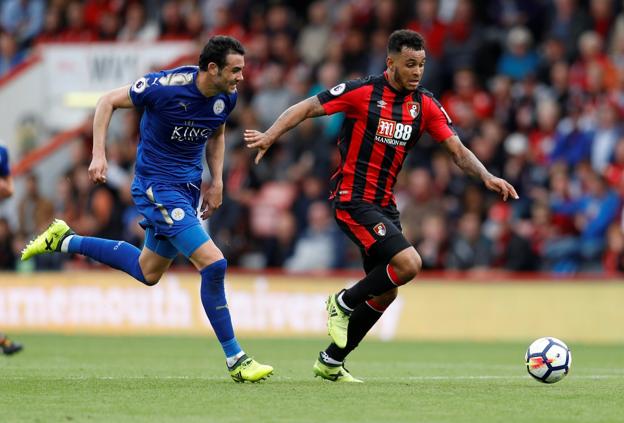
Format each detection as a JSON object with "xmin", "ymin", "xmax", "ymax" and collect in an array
[
  {"xmin": 89, "ymin": 84, "xmax": 134, "ymax": 184},
  {"xmin": 443, "ymin": 135, "xmax": 519, "ymax": 201},
  {"xmin": 244, "ymin": 96, "xmax": 326, "ymax": 164},
  {"xmin": 201, "ymin": 124, "xmax": 225, "ymax": 219}
]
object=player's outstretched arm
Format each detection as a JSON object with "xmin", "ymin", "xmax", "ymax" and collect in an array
[
  {"xmin": 89, "ymin": 84, "xmax": 134, "ymax": 184},
  {"xmin": 201, "ymin": 124, "xmax": 225, "ymax": 220},
  {"xmin": 244, "ymin": 96, "xmax": 326, "ymax": 164},
  {"xmin": 442, "ymin": 135, "xmax": 519, "ymax": 201}
]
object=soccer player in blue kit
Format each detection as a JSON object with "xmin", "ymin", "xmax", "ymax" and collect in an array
[{"xmin": 21, "ymin": 36, "xmax": 273, "ymax": 382}]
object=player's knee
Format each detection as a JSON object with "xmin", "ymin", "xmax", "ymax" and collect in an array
[
  {"xmin": 391, "ymin": 249, "xmax": 422, "ymax": 283},
  {"xmin": 142, "ymin": 271, "xmax": 163, "ymax": 286}
]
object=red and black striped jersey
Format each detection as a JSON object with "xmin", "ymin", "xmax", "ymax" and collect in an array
[{"xmin": 317, "ymin": 71, "xmax": 456, "ymax": 207}]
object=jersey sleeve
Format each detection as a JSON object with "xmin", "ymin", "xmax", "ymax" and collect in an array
[
  {"xmin": 0, "ymin": 146, "xmax": 10, "ymax": 177},
  {"xmin": 227, "ymin": 91, "xmax": 238, "ymax": 115},
  {"xmin": 128, "ymin": 71, "xmax": 162, "ymax": 108},
  {"xmin": 317, "ymin": 79, "xmax": 367, "ymax": 116},
  {"xmin": 422, "ymin": 94, "xmax": 456, "ymax": 142}
]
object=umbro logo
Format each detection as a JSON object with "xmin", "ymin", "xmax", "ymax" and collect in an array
[{"xmin": 377, "ymin": 100, "xmax": 387, "ymax": 109}]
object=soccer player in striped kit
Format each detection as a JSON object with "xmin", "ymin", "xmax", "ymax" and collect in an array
[{"xmin": 245, "ymin": 29, "xmax": 518, "ymax": 382}]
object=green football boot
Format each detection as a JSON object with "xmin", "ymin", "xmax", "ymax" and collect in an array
[
  {"xmin": 228, "ymin": 354, "xmax": 274, "ymax": 383},
  {"xmin": 313, "ymin": 355, "xmax": 363, "ymax": 383},
  {"xmin": 21, "ymin": 219, "xmax": 74, "ymax": 261},
  {"xmin": 326, "ymin": 292, "xmax": 350, "ymax": 348}
]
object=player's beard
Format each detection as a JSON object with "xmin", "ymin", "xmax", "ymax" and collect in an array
[{"xmin": 394, "ymin": 71, "xmax": 417, "ymax": 92}]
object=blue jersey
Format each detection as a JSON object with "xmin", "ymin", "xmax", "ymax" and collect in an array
[
  {"xmin": 129, "ymin": 66, "xmax": 237, "ymax": 183},
  {"xmin": 0, "ymin": 145, "xmax": 10, "ymax": 177}
]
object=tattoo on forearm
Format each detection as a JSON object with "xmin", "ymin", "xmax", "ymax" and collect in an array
[{"xmin": 452, "ymin": 148, "xmax": 490, "ymax": 180}]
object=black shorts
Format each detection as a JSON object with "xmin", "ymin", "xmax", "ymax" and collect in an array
[{"xmin": 334, "ymin": 201, "xmax": 412, "ymax": 273}]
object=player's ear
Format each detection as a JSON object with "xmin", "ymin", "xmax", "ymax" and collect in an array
[
  {"xmin": 207, "ymin": 62, "xmax": 219, "ymax": 76},
  {"xmin": 386, "ymin": 55, "xmax": 394, "ymax": 71}
]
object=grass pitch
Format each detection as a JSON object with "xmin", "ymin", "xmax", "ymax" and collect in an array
[{"xmin": 1, "ymin": 335, "xmax": 623, "ymax": 423}]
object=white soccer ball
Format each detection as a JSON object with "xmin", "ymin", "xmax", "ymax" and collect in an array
[{"xmin": 525, "ymin": 337, "xmax": 571, "ymax": 384}]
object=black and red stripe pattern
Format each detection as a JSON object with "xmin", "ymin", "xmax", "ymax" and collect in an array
[{"xmin": 318, "ymin": 72, "xmax": 455, "ymax": 207}]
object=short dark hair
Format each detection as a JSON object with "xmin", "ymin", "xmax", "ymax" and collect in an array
[
  {"xmin": 387, "ymin": 30, "xmax": 425, "ymax": 54},
  {"xmin": 198, "ymin": 35, "xmax": 245, "ymax": 71}
]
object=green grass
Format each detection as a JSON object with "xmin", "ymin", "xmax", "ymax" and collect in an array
[{"xmin": 1, "ymin": 335, "xmax": 623, "ymax": 423}]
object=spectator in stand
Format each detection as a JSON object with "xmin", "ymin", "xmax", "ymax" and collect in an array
[
  {"xmin": 158, "ymin": 0, "xmax": 189, "ymax": 41},
  {"xmin": 203, "ymin": 4, "xmax": 246, "ymax": 42},
  {"xmin": 83, "ymin": 0, "xmax": 121, "ymax": 29},
  {"xmin": 416, "ymin": 213, "xmax": 449, "ymax": 271},
  {"xmin": 547, "ymin": 0, "xmax": 592, "ymax": 60},
  {"xmin": 296, "ymin": 1, "xmax": 331, "ymax": 67},
  {"xmin": 446, "ymin": 211, "xmax": 492, "ymax": 270},
  {"xmin": 117, "ymin": 2, "xmax": 158, "ymax": 42},
  {"xmin": 529, "ymin": 99, "xmax": 560, "ymax": 166},
  {"xmin": 569, "ymin": 31, "xmax": 617, "ymax": 93},
  {"xmin": 604, "ymin": 136, "xmax": 624, "ymax": 194},
  {"xmin": 550, "ymin": 102, "xmax": 594, "ymax": 167},
  {"xmin": 442, "ymin": 67, "xmax": 493, "ymax": 127},
  {"xmin": 59, "ymin": 1, "xmax": 97, "ymax": 42},
  {"xmin": 251, "ymin": 63, "xmax": 294, "ymax": 130},
  {"xmin": 396, "ymin": 168, "xmax": 446, "ymax": 245},
  {"xmin": 0, "ymin": 0, "xmax": 44, "ymax": 47},
  {"xmin": 263, "ymin": 210, "xmax": 297, "ymax": 268},
  {"xmin": 442, "ymin": 0, "xmax": 484, "ymax": 75},
  {"xmin": 589, "ymin": 0, "xmax": 614, "ymax": 41},
  {"xmin": 0, "ymin": 30, "xmax": 26, "ymax": 77},
  {"xmin": 496, "ymin": 26, "xmax": 540, "ymax": 81},
  {"xmin": 548, "ymin": 169, "xmax": 621, "ymax": 272},
  {"xmin": 590, "ymin": 101, "xmax": 621, "ymax": 174},
  {"xmin": 17, "ymin": 173, "xmax": 53, "ymax": 240},
  {"xmin": 34, "ymin": 6, "xmax": 62, "ymax": 45},
  {"xmin": 285, "ymin": 201, "xmax": 342, "ymax": 272},
  {"xmin": 536, "ymin": 36, "xmax": 567, "ymax": 86}
]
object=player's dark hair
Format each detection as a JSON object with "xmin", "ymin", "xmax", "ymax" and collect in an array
[
  {"xmin": 198, "ymin": 36, "xmax": 245, "ymax": 71},
  {"xmin": 387, "ymin": 30, "xmax": 425, "ymax": 54}
]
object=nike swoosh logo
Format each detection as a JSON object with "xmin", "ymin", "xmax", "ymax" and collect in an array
[{"xmin": 216, "ymin": 305, "xmax": 229, "ymax": 310}]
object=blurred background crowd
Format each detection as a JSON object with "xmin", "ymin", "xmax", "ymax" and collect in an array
[{"xmin": 1, "ymin": 0, "xmax": 624, "ymax": 275}]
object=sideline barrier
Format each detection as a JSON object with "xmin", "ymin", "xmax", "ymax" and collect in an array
[{"xmin": 0, "ymin": 271, "xmax": 622, "ymax": 343}]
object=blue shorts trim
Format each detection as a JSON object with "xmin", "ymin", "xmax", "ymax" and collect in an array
[
  {"xmin": 144, "ymin": 227, "xmax": 178, "ymax": 259},
  {"xmin": 169, "ymin": 224, "xmax": 210, "ymax": 258}
]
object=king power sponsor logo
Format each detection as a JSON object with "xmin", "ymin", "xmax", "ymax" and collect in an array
[
  {"xmin": 0, "ymin": 276, "xmax": 403, "ymax": 340},
  {"xmin": 171, "ymin": 125, "xmax": 213, "ymax": 143}
]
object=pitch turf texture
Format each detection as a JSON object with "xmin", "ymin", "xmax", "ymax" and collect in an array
[{"xmin": 1, "ymin": 335, "xmax": 623, "ymax": 423}]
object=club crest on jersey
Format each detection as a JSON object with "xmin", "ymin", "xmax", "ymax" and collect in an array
[
  {"xmin": 213, "ymin": 99, "xmax": 225, "ymax": 114},
  {"xmin": 407, "ymin": 101, "xmax": 420, "ymax": 119},
  {"xmin": 171, "ymin": 208, "xmax": 185, "ymax": 221},
  {"xmin": 330, "ymin": 83, "xmax": 346, "ymax": 96},
  {"xmin": 373, "ymin": 223, "xmax": 386, "ymax": 237}
]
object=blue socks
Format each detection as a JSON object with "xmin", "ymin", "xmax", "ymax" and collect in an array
[
  {"xmin": 68, "ymin": 236, "xmax": 241, "ymax": 360},
  {"xmin": 200, "ymin": 259, "xmax": 242, "ymax": 359},
  {"xmin": 68, "ymin": 235, "xmax": 147, "ymax": 284}
]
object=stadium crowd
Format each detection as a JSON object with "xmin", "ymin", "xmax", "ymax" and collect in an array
[{"xmin": 1, "ymin": 0, "xmax": 624, "ymax": 274}]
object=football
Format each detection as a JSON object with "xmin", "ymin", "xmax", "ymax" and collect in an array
[{"xmin": 525, "ymin": 337, "xmax": 572, "ymax": 384}]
